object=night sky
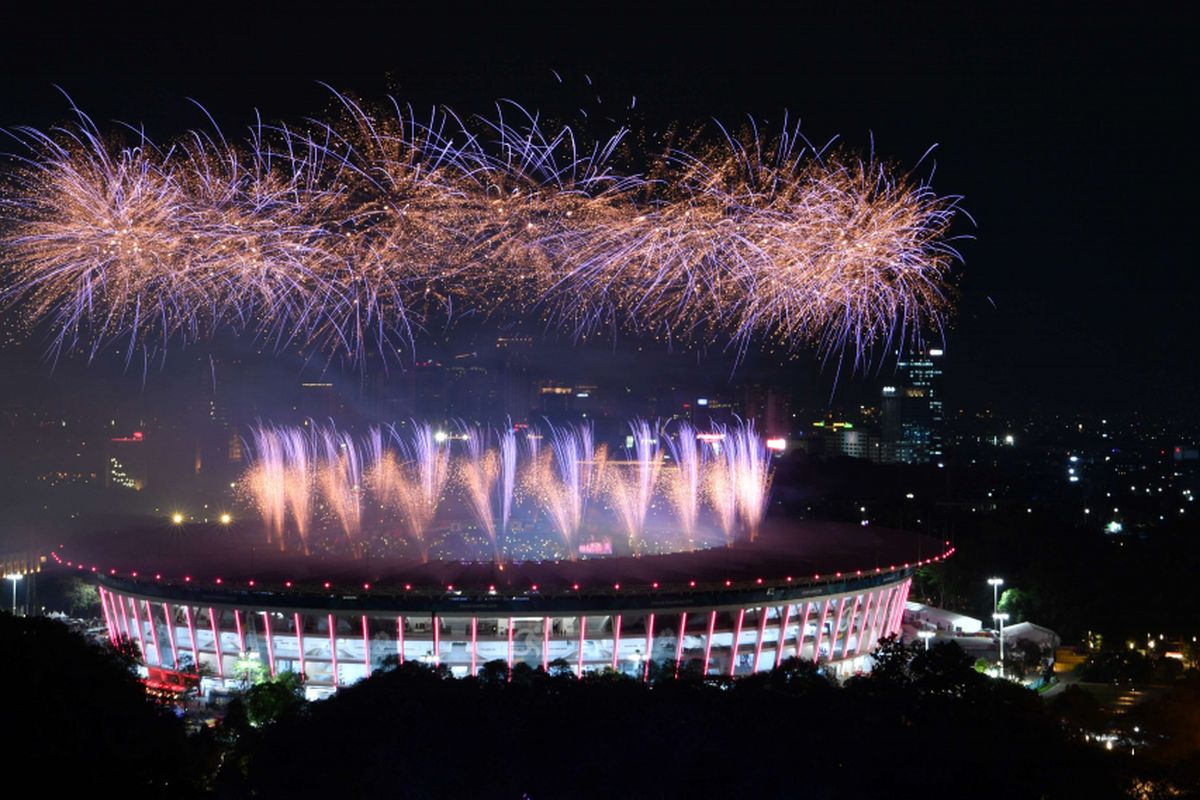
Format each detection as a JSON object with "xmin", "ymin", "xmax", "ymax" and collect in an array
[{"xmin": 0, "ymin": 4, "xmax": 1194, "ymax": 413}]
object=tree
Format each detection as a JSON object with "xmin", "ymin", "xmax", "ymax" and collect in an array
[
  {"xmin": 64, "ymin": 577, "xmax": 100, "ymax": 616},
  {"xmin": 997, "ymin": 587, "xmax": 1035, "ymax": 623},
  {"xmin": 1, "ymin": 614, "xmax": 200, "ymax": 795},
  {"xmin": 244, "ymin": 671, "xmax": 307, "ymax": 727}
]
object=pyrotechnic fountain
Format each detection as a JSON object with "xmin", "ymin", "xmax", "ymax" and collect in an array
[
  {"xmin": 458, "ymin": 424, "xmax": 500, "ymax": 561},
  {"xmin": 610, "ymin": 419, "xmax": 662, "ymax": 549},
  {"xmin": 243, "ymin": 418, "xmax": 773, "ymax": 562},
  {"xmin": 664, "ymin": 421, "xmax": 702, "ymax": 541}
]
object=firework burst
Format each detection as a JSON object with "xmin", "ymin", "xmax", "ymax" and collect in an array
[{"xmin": 1, "ymin": 93, "xmax": 963, "ymax": 370}]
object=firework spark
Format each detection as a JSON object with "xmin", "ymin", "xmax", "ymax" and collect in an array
[{"xmin": 1, "ymin": 94, "xmax": 962, "ymax": 370}]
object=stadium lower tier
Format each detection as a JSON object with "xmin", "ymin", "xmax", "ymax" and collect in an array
[{"xmin": 96, "ymin": 572, "xmax": 912, "ymax": 696}]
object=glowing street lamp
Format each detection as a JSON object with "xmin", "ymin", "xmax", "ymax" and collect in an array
[
  {"xmin": 171, "ymin": 512, "xmax": 184, "ymax": 525},
  {"xmin": 987, "ymin": 577, "xmax": 1004, "ymax": 621},
  {"xmin": 219, "ymin": 513, "xmax": 232, "ymax": 526},
  {"xmin": 917, "ymin": 630, "xmax": 935, "ymax": 651},
  {"xmin": 4, "ymin": 573, "xmax": 22, "ymax": 616},
  {"xmin": 993, "ymin": 612, "xmax": 1010, "ymax": 677}
]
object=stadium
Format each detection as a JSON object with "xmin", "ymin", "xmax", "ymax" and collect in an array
[{"xmin": 66, "ymin": 520, "xmax": 953, "ymax": 699}]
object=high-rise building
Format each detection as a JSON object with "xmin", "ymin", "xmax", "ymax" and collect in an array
[{"xmin": 881, "ymin": 348, "xmax": 945, "ymax": 464}]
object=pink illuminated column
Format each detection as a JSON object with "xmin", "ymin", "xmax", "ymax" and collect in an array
[
  {"xmin": 841, "ymin": 595, "xmax": 861, "ymax": 658},
  {"xmin": 812, "ymin": 599, "xmax": 831, "ymax": 663},
  {"xmin": 675, "ymin": 612, "xmax": 688, "ymax": 677},
  {"xmin": 728, "ymin": 608, "xmax": 745, "ymax": 677},
  {"xmin": 752, "ymin": 607, "xmax": 770, "ymax": 672},
  {"xmin": 890, "ymin": 579, "xmax": 911, "ymax": 635},
  {"xmin": 129, "ymin": 596, "xmax": 147, "ymax": 658},
  {"xmin": 611, "ymin": 614, "xmax": 622, "ymax": 671},
  {"xmin": 871, "ymin": 587, "xmax": 895, "ymax": 646},
  {"xmin": 542, "ymin": 616, "xmax": 550, "ymax": 672},
  {"xmin": 261, "ymin": 611, "xmax": 276, "ymax": 677},
  {"xmin": 432, "ymin": 613, "xmax": 440, "ymax": 667},
  {"xmin": 233, "ymin": 609, "xmax": 245, "ymax": 654},
  {"xmin": 162, "ymin": 602, "xmax": 179, "ymax": 668},
  {"xmin": 143, "ymin": 601, "xmax": 161, "ymax": 666},
  {"xmin": 396, "ymin": 616, "xmax": 405, "ymax": 665},
  {"xmin": 184, "ymin": 606, "xmax": 200, "ymax": 672},
  {"xmin": 97, "ymin": 588, "xmax": 116, "ymax": 644},
  {"xmin": 327, "ymin": 614, "xmax": 339, "ymax": 687},
  {"xmin": 362, "ymin": 615, "xmax": 371, "ymax": 677},
  {"xmin": 293, "ymin": 613, "xmax": 305, "ymax": 680},
  {"xmin": 577, "ymin": 615, "xmax": 586, "ymax": 678},
  {"xmin": 209, "ymin": 608, "xmax": 224, "ymax": 678},
  {"xmin": 702, "ymin": 610, "xmax": 717, "ymax": 675},
  {"xmin": 117, "ymin": 593, "xmax": 132, "ymax": 641},
  {"xmin": 797, "ymin": 602, "xmax": 812, "ymax": 661},
  {"xmin": 774, "ymin": 604, "xmax": 792, "ymax": 668},
  {"xmin": 828, "ymin": 598, "xmax": 847, "ymax": 661},
  {"xmin": 855, "ymin": 592, "xmax": 875, "ymax": 656},
  {"xmin": 506, "ymin": 616, "xmax": 514, "ymax": 679},
  {"xmin": 471, "ymin": 617, "xmax": 478, "ymax": 675},
  {"xmin": 643, "ymin": 613, "xmax": 655, "ymax": 681}
]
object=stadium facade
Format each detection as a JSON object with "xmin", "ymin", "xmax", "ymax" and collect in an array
[{"xmin": 72, "ymin": 522, "xmax": 951, "ymax": 698}]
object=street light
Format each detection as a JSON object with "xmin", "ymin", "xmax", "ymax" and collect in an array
[
  {"xmin": 4, "ymin": 573, "xmax": 22, "ymax": 616},
  {"xmin": 917, "ymin": 630, "xmax": 935, "ymax": 651},
  {"xmin": 171, "ymin": 512, "xmax": 184, "ymax": 525},
  {"xmin": 993, "ymin": 612, "xmax": 1010, "ymax": 678},
  {"xmin": 987, "ymin": 577, "xmax": 1004, "ymax": 621}
]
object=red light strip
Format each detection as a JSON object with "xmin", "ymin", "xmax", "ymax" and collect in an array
[
  {"xmin": 506, "ymin": 616, "xmax": 514, "ymax": 680},
  {"xmin": 855, "ymin": 593, "xmax": 875, "ymax": 656},
  {"xmin": 162, "ymin": 602, "xmax": 179, "ymax": 668},
  {"xmin": 701, "ymin": 610, "xmax": 717, "ymax": 675},
  {"xmin": 812, "ymin": 599, "xmax": 830, "ymax": 663},
  {"xmin": 829, "ymin": 597, "xmax": 847, "ymax": 660},
  {"xmin": 432, "ymin": 612, "xmax": 440, "ymax": 667},
  {"xmin": 841, "ymin": 595, "xmax": 861, "ymax": 658},
  {"xmin": 578, "ymin": 615, "xmax": 586, "ymax": 678},
  {"xmin": 261, "ymin": 611, "xmax": 276, "ymax": 677},
  {"xmin": 396, "ymin": 616, "xmax": 405, "ymax": 665},
  {"xmin": 233, "ymin": 609, "xmax": 245, "ymax": 654},
  {"xmin": 644, "ymin": 613, "xmax": 655, "ymax": 681},
  {"xmin": 728, "ymin": 608, "xmax": 745, "ymax": 677},
  {"xmin": 675, "ymin": 612, "xmax": 688, "ymax": 677},
  {"xmin": 753, "ymin": 607, "xmax": 769, "ymax": 671},
  {"xmin": 362, "ymin": 615, "xmax": 371, "ymax": 677},
  {"xmin": 210, "ymin": 608, "xmax": 224, "ymax": 678},
  {"xmin": 293, "ymin": 613, "xmax": 305, "ymax": 681},
  {"xmin": 184, "ymin": 605, "xmax": 200, "ymax": 672},
  {"xmin": 471, "ymin": 617, "xmax": 478, "ymax": 675},
  {"xmin": 129, "ymin": 595, "xmax": 147, "ymax": 658},
  {"xmin": 542, "ymin": 616, "xmax": 550, "ymax": 673},
  {"xmin": 797, "ymin": 602, "xmax": 812, "ymax": 661},
  {"xmin": 143, "ymin": 601, "xmax": 161, "ymax": 665},
  {"xmin": 774, "ymin": 604, "xmax": 791, "ymax": 668},
  {"xmin": 612, "ymin": 614, "xmax": 622, "ymax": 671},
  {"xmin": 327, "ymin": 614, "xmax": 339, "ymax": 687}
]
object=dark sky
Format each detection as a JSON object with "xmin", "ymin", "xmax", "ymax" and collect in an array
[{"xmin": 0, "ymin": 3, "xmax": 1195, "ymax": 414}]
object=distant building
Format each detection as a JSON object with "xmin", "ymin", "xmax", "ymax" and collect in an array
[
  {"xmin": 881, "ymin": 348, "xmax": 945, "ymax": 464},
  {"xmin": 106, "ymin": 430, "xmax": 147, "ymax": 490}
]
